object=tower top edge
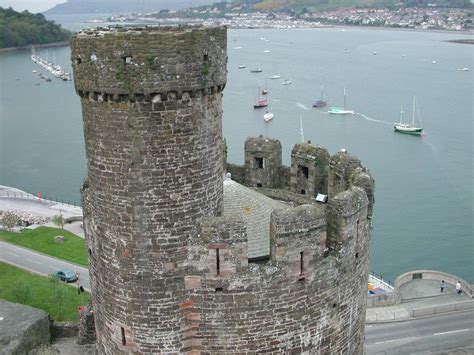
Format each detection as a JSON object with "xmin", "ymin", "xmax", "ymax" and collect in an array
[{"xmin": 74, "ymin": 24, "xmax": 227, "ymax": 38}]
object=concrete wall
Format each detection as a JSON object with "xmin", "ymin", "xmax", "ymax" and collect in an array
[{"xmin": 394, "ymin": 270, "xmax": 473, "ymax": 298}]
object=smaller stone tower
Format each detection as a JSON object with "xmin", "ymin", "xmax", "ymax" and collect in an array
[
  {"xmin": 290, "ymin": 142, "xmax": 330, "ymax": 197},
  {"xmin": 244, "ymin": 136, "xmax": 282, "ymax": 188},
  {"xmin": 328, "ymin": 149, "xmax": 363, "ymax": 197}
]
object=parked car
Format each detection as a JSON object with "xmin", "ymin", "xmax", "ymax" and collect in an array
[{"xmin": 54, "ymin": 269, "xmax": 78, "ymax": 283}]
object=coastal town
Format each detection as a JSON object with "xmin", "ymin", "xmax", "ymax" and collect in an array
[{"xmin": 101, "ymin": 6, "xmax": 473, "ymax": 32}]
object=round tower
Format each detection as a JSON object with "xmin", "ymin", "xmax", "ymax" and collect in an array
[{"xmin": 71, "ymin": 26, "xmax": 227, "ymax": 353}]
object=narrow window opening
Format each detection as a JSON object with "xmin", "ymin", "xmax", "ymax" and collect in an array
[
  {"xmin": 215, "ymin": 287, "xmax": 223, "ymax": 292},
  {"xmin": 216, "ymin": 248, "xmax": 220, "ymax": 275},
  {"xmin": 355, "ymin": 252, "xmax": 359, "ymax": 259},
  {"xmin": 332, "ymin": 303, "xmax": 337, "ymax": 308},
  {"xmin": 300, "ymin": 251, "xmax": 304, "ymax": 275},
  {"xmin": 203, "ymin": 54, "xmax": 209, "ymax": 61},
  {"xmin": 121, "ymin": 327, "xmax": 126, "ymax": 345},
  {"xmin": 256, "ymin": 183, "xmax": 262, "ymax": 188},
  {"xmin": 300, "ymin": 189, "xmax": 306, "ymax": 195},
  {"xmin": 76, "ymin": 58, "xmax": 82, "ymax": 65},
  {"xmin": 88, "ymin": 248, "xmax": 92, "ymax": 256},
  {"xmin": 298, "ymin": 165, "xmax": 309, "ymax": 179},
  {"xmin": 254, "ymin": 157, "xmax": 264, "ymax": 169}
]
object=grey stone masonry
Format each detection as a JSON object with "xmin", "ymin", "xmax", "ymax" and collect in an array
[
  {"xmin": 72, "ymin": 25, "xmax": 227, "ymax": 354},
  {"xmin": 290, "ymin": 142, "xmax": 330, "ymax": 197},
  {"xmin": 244, "ymin": 136, "xmax": 282, "ymax": 188},
  {"xmin": 0, "ymin": 300, "xmax": 50, "ymax": 355},
  {"xmin": 73, "ymin": 25, "xmax": 374, "ymax": 354}
]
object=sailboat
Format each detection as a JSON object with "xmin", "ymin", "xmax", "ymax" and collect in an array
[
  {"xmin": 394, "ymin": 95, "xmax": 423, "ymax": 135},
  {"xmin": 328, "ymin": 87, "xmax": 354, "ymax": 115},
  {"xmin": 269, "ymin": 69, "xmax": 280, "ymax": 79},
  {"xmin": 253, "ymin": 86, "xmax": 268, "ymax": 109},
  {"xmin": 264, "ymin": 109, "xmax": 274, "ymax": 122},
  {"xmin": 261, "ymin": 78, "xmax": 268, "ymax": 95},
  {"xmin": 312, "ymin": 85, "xmax": 327, "ymax": 108}
]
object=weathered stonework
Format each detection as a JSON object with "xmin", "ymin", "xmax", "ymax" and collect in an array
[
  {"xmin": 73, "ymin": 26, "xmax": 374, "ymax": 354},
  {"xmin": 244, "ymin": 136, "xmax": 282, "ymax": 188},
  {"xmin": 290, "ymin": 142, "xmax": 330, "ymax": 197}
]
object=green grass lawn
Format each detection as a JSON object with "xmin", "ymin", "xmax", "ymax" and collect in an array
[
  {"xmin": 0, "ymin": 262, "xmax": 90, "ymax": 321},
  {"xmin": 0, "ymin": 226, "xmax": 88, "ymax": 266}
]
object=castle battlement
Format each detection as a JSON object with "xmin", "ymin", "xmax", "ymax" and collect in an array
[{"xmin": 73, "ymin": 26, "xmax": 373, "ymax": 354}]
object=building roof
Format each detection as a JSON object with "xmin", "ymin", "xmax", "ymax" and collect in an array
[{"xmin": 223, "ymin": 176, "xmax": 287, "ymax": 259}]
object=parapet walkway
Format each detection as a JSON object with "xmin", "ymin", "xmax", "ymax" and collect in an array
[{"xmin": 366, "ymin": 279, "xmax": 472, "ymax": 323}]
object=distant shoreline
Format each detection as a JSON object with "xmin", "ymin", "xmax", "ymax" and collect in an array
[
  {"xmin": 445, "ymin": 39, "xmax": 474, "ymax": 45},
  {"xmin": 0, "ymin": 41, "xmax": 70, "ymax": 53}
]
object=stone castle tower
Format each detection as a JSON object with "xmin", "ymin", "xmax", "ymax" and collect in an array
[{"xmin": 72, "ymin": 26, "xmax": 374, "ymax": 354}]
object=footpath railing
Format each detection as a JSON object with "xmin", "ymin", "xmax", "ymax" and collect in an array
[
  {"xmin": 1, "ymin": 189, "xmax": 80, "ymax": 208},
  {"xmin": 411, "ymin": 299, "xmax": 474, "ymax": 317}
]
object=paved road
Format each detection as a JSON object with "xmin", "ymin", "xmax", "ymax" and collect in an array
[
  {"xmin": 0, "ymin": 241, "xmax": 90, "ymax": 290},
  {"xmin": 365, "ymin": 310, "xmax": 474, "ymax": 354}
]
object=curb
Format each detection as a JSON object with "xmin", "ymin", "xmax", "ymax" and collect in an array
[{"xmin": 365, "ymin": 307, "xmax": 474, "ymax": 325}]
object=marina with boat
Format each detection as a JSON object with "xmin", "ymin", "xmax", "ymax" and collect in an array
[{"xmin": 31, "ymin": 48, "xmax": 71, "ymax": 81}]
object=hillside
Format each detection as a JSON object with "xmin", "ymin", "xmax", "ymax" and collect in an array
[
  {"xmin": 248, "ymin": 0, "xmax": 472, "ymax": 11},
  {"xmin": 0, "ymin": 7, "xmax": 71, "ymax": 49},
  {"xmin": 44, "ymin": 0, "xmax": 217, "ymax": 14}
]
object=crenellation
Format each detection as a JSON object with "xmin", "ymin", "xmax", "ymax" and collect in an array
[{"xmin": 73, "ymin": 25, "xmax": 374, "ymax": 354}]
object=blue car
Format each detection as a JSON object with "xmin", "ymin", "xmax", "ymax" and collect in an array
[{"xmin": 54, "ymin": 269, "xmax": 78, "ymax": 283}]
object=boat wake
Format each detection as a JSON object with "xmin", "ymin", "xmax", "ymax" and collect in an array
[
  {"xmin": 356, "ymin": 113, "xmax": 392, "ymax": 125},
  {"xmin": 296, "ymin": 102, "xmax": 310, "ymax": 111}
]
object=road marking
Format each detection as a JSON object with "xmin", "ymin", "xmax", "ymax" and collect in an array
[
  {"xmin": 366, "ymin": 325, "xmax": 373, "ymax": 328},
  {"xmin": 375, "ymin": 337, "xmax": 416, "ymax": 345},
  {"xmin": 434, "ymin": 329, "xmax": 470, "ymax": 336},
  {"xmin": 7, "ymin": 252, "xmax": 20, "ymax": 257},
  {"xmin": 47, "ymin": 266, "xmax": 58, "ymax": 270},
  {"xmin": 26, "ymin": 258, "xmax": 41, "ymax": 265}
]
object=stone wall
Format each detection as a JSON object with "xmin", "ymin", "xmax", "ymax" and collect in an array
[
  {"xmin": 73, "ymin": 25, "xmax": 227, "ymax": 353},
  {"xmin": 0, "ymin": 300, "xmax": 50, "ymax": 355},
  {"xmin": 184, "ymin": 187, "xmax": 370, "ymax": 353},
  {"xmin": 73, "ymin": 26, "xmax": 373, "ymax": 354},
  {"xmin": 290, "ymin": 142, "xmax": 330, "ymax": 197},
  {"xmin": 244, "ymin": 136, "xmax": 282, "ymax": 188}
]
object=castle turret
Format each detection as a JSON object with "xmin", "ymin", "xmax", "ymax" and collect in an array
[
  {"xmin": 71, "ymin": 26, "xmax": 227, "ymax": 353},
  {"xmin": 290, "ymin": 142, "xmax": 330, "ymax": 197},
  {"xmin": 244, "ymin": 136, "xmax": 282, "ymax": 188}
]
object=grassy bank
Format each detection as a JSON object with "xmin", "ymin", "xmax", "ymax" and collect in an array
[
  {"xmin": 0, "ymin": 227, "xmax": 88, "ymax": 266},
  {"xmin": 0, "ymin": 262, "xmax": 90, "ymax": 321}
]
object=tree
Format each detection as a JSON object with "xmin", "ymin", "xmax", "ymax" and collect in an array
[
  {"xmin": 1, "ymin": 211, "xmax": 20, "ymax": 231},
  {"xmin": 52, "ymin": 214, "xmax": 65, "ymax": 229},
  {"xmin": 11, "ymin": 281, "xmax": 32, "ymax": 303},
  {"xmin": 49, "ymin": 274, "xmax": 67, "ymax": 321}
]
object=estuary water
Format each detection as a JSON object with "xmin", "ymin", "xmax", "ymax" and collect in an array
[{"xmin": 0, "ymin": 24, "xmax": 472, "ymax": 282}]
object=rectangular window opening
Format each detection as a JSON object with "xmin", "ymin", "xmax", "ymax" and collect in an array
[
  {"xmin": 254, "ymin": 157, "xmax": 264, "ymax": 169},
  {"xmin": 300, "ymin": 251, "xmax": 304, "ymax": 275},
  {"xmin": 121, "ymin": 327, "xmax": 126, "ymax": 345},
  {"xmin": 216, "ymin": 248, "xmax": 220, "ymax": 275},
  {"xmin": 299, "ymin": 165, "xmax": 309, "ymax": 179}
]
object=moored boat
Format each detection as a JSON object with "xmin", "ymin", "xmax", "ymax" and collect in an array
[{"xmin": 394, "ymin": 95, "xmax": 423, "ymax": 136}]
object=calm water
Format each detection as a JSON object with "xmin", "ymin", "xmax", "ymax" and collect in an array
[{"xmin": 0, "ymin": 25, "xmax": 472, "ymax": 282}]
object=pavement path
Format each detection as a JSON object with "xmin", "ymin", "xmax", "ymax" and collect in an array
[
  {"xmin": 365, "ymin": 310, "xmax": 474, "ymax": 354},
  {"xmin": 0, "ymin": 241, "xmax": 90, "ymax": 290},
  {"xmin": 366, "ymin": 279, "xmax": 471, "ymax": 323}
]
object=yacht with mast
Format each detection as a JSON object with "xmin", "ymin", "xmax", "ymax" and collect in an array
[
  {"xmin": 394, "ymin": 95, "xmax": 423, "ymax": 135},
  {"xmin": 328, "ymin": 88, "xmax": 354, "ymax": 115}
]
